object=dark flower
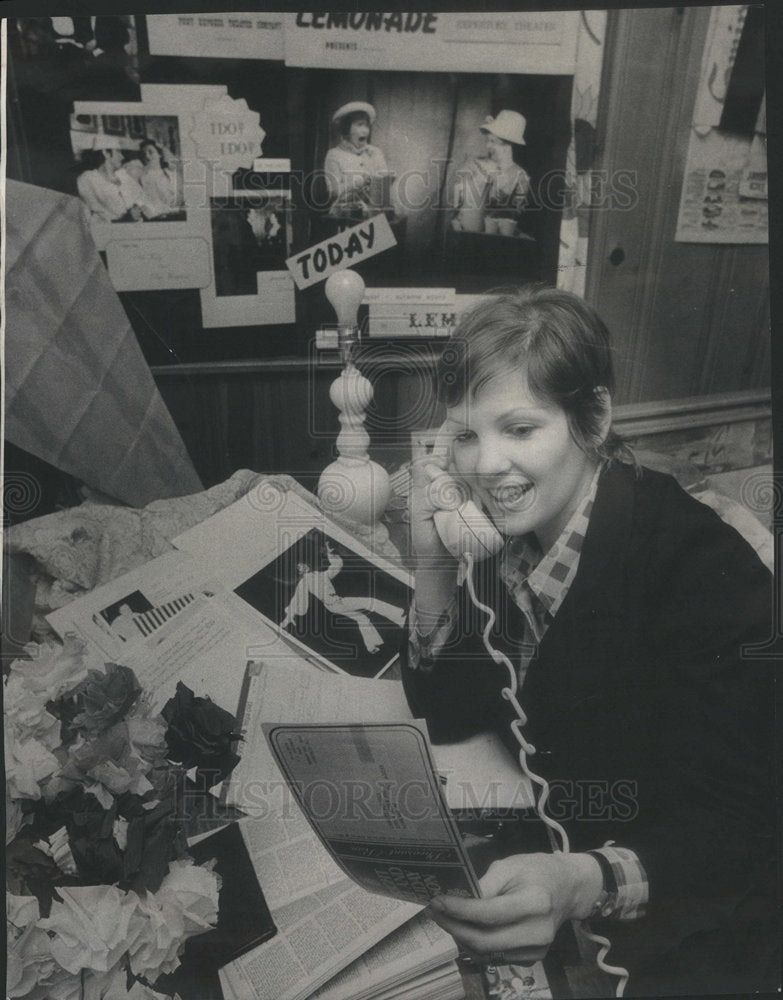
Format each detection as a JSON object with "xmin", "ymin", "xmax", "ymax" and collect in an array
[
  {"xmin": 122, "ymin": 788, "xmax": 188, "ymax": 894},
  {"xmin": 161, "ymin": 683, "xmax": 241, "ymax": 788},
  {"xmin": 52, "ymin": 787, "xmax": 125, "ymax": 886},
  {"xmin": 49, "ymin": 663, "xmax": 142, "ymax": 743},
  {"xmin": 5, "ymin": 836, "xmax": 79, "ymax": 916}
]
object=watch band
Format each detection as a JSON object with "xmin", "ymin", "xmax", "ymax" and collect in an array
[{"xmin": 586, "ymin": 849, "xmax": 620, "ymax": 919}]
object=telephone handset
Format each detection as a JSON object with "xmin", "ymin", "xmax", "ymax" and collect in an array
[{"xmin": 426, "ymin": 424, "xmax": 504, "ymax": 562}]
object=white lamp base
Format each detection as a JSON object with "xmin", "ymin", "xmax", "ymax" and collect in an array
[{"xmin": 318, "ymin": 456, "xmax": 391, "ymax": 546}]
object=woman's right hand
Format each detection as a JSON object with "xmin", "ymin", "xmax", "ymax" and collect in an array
[{"xmin": 408, "ymin": 453, "xmax": 459, "ymax": 568}]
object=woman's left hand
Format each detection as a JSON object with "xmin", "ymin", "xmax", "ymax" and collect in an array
[{"xmin": 425, "ymin": 852, "xmax": 602, "ymax": 964}]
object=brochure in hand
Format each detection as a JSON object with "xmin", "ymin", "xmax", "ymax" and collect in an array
[{"xmin": 263, "ymin": 720, "xmax": 482, "ymax": 906}]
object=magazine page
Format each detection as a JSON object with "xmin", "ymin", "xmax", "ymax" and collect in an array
[{"xmin": 173, "ymin": 482, "xmax": 413, "ymax": 678}]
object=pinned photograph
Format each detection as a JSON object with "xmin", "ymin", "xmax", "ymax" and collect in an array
[
  {"xmin": 210, "ymin": 192, "xmax": 292, "ymax": 298},
  {"xmin": 292, "ymin": 69, "xmax": 572, "ymax": 293},
  {"xmin": 70, "ymin": 112, "xmax": 186, "ymax": 224}
]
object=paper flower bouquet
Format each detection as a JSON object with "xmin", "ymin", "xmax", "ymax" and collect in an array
[{"xmin": 5, "ymin": 636, "xmax": 241, "ymax": 1000}]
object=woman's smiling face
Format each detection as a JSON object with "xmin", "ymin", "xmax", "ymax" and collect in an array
[{"xmin": 446, "ymin": 368, "xmax": 600, "ymax": 551}]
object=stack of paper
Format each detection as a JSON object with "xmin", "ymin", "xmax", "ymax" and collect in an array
[
  {"xmin": 310, "ymin": 913, "xmax": 463, "ymax": 1000},
  {"xmin": 217, "ymin": 660, "xmax": 538, "ymax": 1000}
]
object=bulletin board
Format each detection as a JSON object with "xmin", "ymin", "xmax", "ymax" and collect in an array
[{"xmin": 6, "ymin": 10, "xmax": 608, "ymax": 364}]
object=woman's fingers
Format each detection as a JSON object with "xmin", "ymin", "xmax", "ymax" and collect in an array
[
  {"xmin": 409, "ymin": 452, "xmax": 448, "ymax": 487},
  {"xmin": 421, "ymin": 854, "xmax": 582, "ymax": 963},
  {"xmin": 425, "ymin": 905, "xmax": 554, "ymax": 963},
  {"xmin": 429, "ymin": 884, "xmax": 552, "ymax": 929}
]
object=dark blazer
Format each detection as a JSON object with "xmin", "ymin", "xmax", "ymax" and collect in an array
[{"xmin": 402, "ymin": 462, "xmax": 779, "ymax": 995}]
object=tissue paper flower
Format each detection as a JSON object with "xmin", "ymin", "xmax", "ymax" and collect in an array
[
  {"xmin": 128, "ymin": 859, "xmax": 219, "ymax": 980},
  {"xmin": 6, "ymin": 922, "xmax": 59, "ymax": 999},
  {"xmin": 54, "ymin": 663, "xmax": 142, "ymax": 742},
  {"xmin": 125, "ymin": 694, "xmax": 168, "ymax": 768},
  {"xmin": 4, "ymin": 672, "xmax": 61, "ymax": 747},
  {"xmin": 8, "ymin": 635, "xmax": 92, "ymax": 702},
  {"xmin": 58, "ymin": 725, "xmax": 154, "ymax": 800},
  {"xmin": 42, "ymin": 787, "xmax": 124, "ymax": 886},
  {"xmin": 7, "ymin": 891, "xmax": 41, "ymax": 930},
  {"xmin": 157, "ymin": 858, "xmax": 221, "ymax": 933},
  {"xmin": 38, "ymin": 884, "xmax": 144, "ymax": 974},
  {"xmin": 6, "ymin": 896, "xmax": 83, "ymax": 1000},
  {"xmin": 46, "ymin": 826, "xmax": 79, "ymax": 876},
  {"xmin": 162, "ymin": 682, "xmax": 241, "ymax": 786},
  {"xmin": 5, "ymin": 725, "xmax": 60, "ymax": 800}
]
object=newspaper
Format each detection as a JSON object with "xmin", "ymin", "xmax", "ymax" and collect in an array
[
  {"xmin": 45, "ymin": 548, "xmax": 289, "ymax": 712},
  {"xmin": 223, "ymin": 658, "xmax": 413, "ymax": 816},
  {"xmin": 309, "ymin": 912, "xmax": 458, "ymax": 1000},
  {"xmin": 219, "ymin": 878, "xmax": 416, "ymax": 1000}
]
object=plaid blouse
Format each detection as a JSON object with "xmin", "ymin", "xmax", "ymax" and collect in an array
[{"xmin": 410, "ymin": 468, "xmax": 648, "ymax": 921}]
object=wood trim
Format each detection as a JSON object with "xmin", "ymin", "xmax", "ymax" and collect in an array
[
  {"xmin": 613, "ymin": 388, "xmax": 770, "ymax": 438},
  {"xmin": 150, "ymin": 345, "xmax": 442, "ymax": 378}
]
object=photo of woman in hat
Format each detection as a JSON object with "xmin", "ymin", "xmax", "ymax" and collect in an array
[
  {"xmin": 323, "ymin": 101, "xmax": 391, "ymax": 222},
  {"xmin": 452, "ymin": 110, "xmax": 530, "ymax": 236}
]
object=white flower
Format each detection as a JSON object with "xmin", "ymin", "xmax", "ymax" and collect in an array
[
  {"xmin": 126, "ymin": 712, "xmax": 168, "ymax": 766},
  {"xmin": 5, "ymin": 725, "xmax": 60, "ymax": 801},
  {"xmin": 37, "ymin": 885, "xmax": 144, "ymax": 975},
  {"xmin": 8, "ymin": 634, "xmax": 94, "ymax": 702},
  {"xmin": 128, "ymin": 859, "xmax": 220, "ymax": 981},
  {"xmin": 7, "ymin": 892, "xmax": 40, "ymax": 931},
  {"xmin": 4, "ymin": 635, "xmax": 95, "ymax": 772},
  {"xmin": 128, "ymin": 894, "xmax": 185, "ymax": 980},
  {"xmin": 6, "ymin": 923, "xmax": 58, "ymax": 999},
  {"xmin": 3, "ymin": 673, "xmax": 61, "ymax": 747},
  {"xmin": 5, "ymin": 898, "xmax": 82, "ymax": 1000},
  {"xmin": 157, "ymin": 858, "xmax": 221, "ymax": 936}
]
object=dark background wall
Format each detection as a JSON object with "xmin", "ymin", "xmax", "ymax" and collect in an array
[{"xmin": 3, "ymin": 7, "xmax": 773, "ymax": 498}]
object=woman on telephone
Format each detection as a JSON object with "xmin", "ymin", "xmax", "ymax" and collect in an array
[{"xmin": 404, "ymin": 286, "xmax": 777, "ymax": 995}]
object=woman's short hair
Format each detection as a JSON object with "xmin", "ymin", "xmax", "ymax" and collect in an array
[
  {"xmin": 338, "ymin": 110, "xmax": 371, "ymax": 140},
  {"xmin": 77, "ymin": 148, "xmax": 113, "ymax": 172},
  {"xmin": 437, "ymin": 285, "xmax": 632, "ymax": 464}
]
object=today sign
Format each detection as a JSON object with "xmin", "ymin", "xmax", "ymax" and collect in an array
[{"xmin": 286, "ymin": 214, "xmax": 396, "ymax": 289}]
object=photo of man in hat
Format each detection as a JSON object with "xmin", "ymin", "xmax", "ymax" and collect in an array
[
  {"xmin": 323, "ymin": 101, "xmax": 392, "ymax": 222},
  {"xmin": 452, "ymin": 109, "xmax": 530, "ymax": 235}
]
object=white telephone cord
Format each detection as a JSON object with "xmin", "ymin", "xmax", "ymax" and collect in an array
[{"xmin": 462, "ymin": 551, "xmax": 630, "ymax": 998}]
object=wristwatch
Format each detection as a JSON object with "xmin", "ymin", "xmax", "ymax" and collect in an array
[{"xmin": 586, "ymin": 849, "xmax": 620, "ymax": 919}]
